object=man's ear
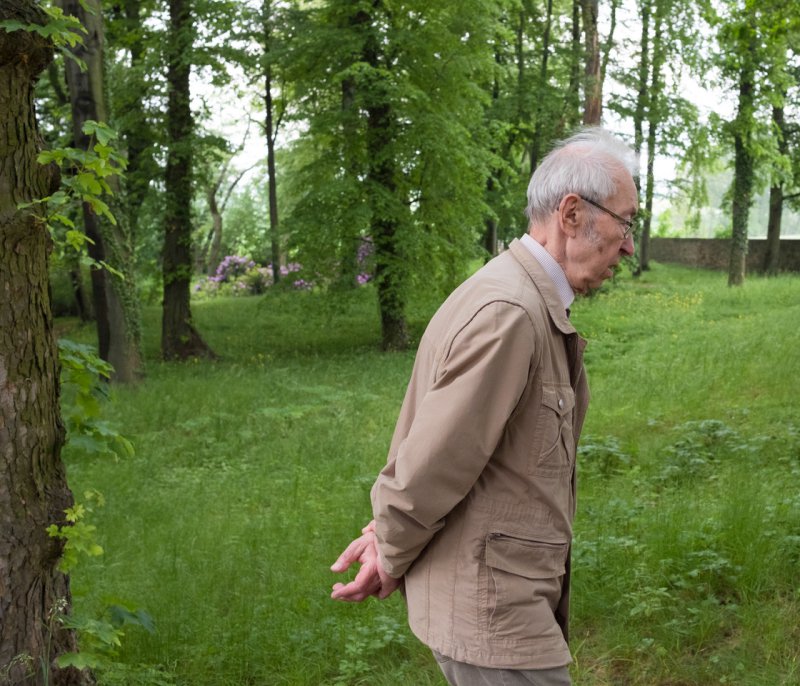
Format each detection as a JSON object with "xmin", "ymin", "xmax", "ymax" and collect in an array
[{"xmin": 558, "ymin": 194, "xmax": 581, "ymax": 239}]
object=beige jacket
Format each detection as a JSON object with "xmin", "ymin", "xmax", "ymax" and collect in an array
[{"xmin": 371, "ymin": 239, "xmax": 590, "ymax": 669}]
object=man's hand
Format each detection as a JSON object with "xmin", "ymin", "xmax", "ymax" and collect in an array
[{"xmin": 330, "ymin": 523, "xmax": 401, "ymax": 602}]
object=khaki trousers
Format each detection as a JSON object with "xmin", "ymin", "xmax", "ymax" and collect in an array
[{"xmin": 432, "ymin": 651, "xmax": 572, "ymax": 686}]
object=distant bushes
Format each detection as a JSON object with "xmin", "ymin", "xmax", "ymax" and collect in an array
[
  {"xmin": 194, "ymin": 256, "xmax": 308, "ymax": 297},
  {"xmin": 195, "ymin": 242, "xmax": 374, "ymax": 298}
]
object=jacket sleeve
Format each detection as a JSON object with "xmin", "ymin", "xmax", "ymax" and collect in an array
[{"xmin": 371, "ymin": 300, "xmax": 535, "ymax": 578}]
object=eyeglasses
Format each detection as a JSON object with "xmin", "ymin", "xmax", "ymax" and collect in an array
[{"xmin": 578, "ymin": 195, "xmax": 635, "ymax": 240}]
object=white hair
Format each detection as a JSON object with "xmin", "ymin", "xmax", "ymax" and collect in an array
[{"xmin": 525, "ymin": 127, "xmax": 638, "ymax": 224}]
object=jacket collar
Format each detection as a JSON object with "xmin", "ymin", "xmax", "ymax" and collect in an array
[{"xmin": 509, "ymin": 239, "xmax": 576, "ymax": 336}]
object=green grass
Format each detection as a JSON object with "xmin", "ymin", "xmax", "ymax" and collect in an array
[{"xmin": 60, "ymin": 264, "xmax": 800, "ymax": 685}]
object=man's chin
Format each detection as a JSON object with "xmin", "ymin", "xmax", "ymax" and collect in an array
[{"xmin": 574, "ymin": 280, "xmax": 604, "ymax": 296}]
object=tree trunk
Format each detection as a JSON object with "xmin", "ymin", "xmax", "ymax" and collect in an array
[
  {"xmin": 599, "ymin": 0, "xmax": 618, "ymax": 86},
  {"xmin": 630, "ymin": 0, "xmax": 650, "ymax": 277},
  {"xmin": 529, "ymin": 0, "xmax": 553, "ymax": 174},
  {"xmin": 728, "ymin": 37, "xmax": 756, "ymax": 287},
  {"xmin": 558, "ymin": 0, "xmax": 582, "ymax": 135},
  {"xmin": 60, "ymin": 0, "xmax": 144, "ymax": 382},
  {"xmin": 206, "ymin": 183, "xmax": 223, "ymax": 275},
  {"xmin": 162, "ymin": 0, "xmax": 216, "ymax": 359},
  {"xmin": 265, "ymin": 66, "xmax": 281, "ymax": 283},
  {"xmin": 633, "ymin": 0, "xmax": 651, "ymax": 187},
  {"xmin": 363, "ymin": 9, "xmax": 407, "ymax": 351},
  {"xmin": 484, "ymin": 176, "xmax": 498, "ymax": 259},
  {"xmin": 764, "ymin": 104, "xmax": 785, "ymax": 276},
  {"xmin": 581, "ymin": 0, "xmax": 601, "ymax": 125},
  {"xmin": 639, "ymin": 0, "xmax": 667, "ymax": 273},
  {"xmin": 263, "ymin": 1, "xmax": 282, "ymax": 283},
  {"xmin": 120, "ymin": 0, "xmax": 155, "ymax": 245},
  {"xmin": 369, "ymin": 102, "xmax": 407, "ymax": 350},
  {"xmin": 0, "ymin": 3, "xmax": 88, "ymax": 683}
]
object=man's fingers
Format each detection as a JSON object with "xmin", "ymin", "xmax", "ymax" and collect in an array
[
  {"xmin": 330, "ymin": 577, "xmax": 379, "ymax": 602},
  {"xmin": 330, "ymin": 535, "xmax": 371, "ymax": 573}
]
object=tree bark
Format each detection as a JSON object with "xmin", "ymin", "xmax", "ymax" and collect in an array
[
  {"xmin": 529, "ymin": 0, "xmax": 553, "ymax": 174},
  {"xmin": 633, "ymin": 0, "xmax": 651, "ymax": 187},
  {"xmin": 639, "ymin": 0, "xmax": 667, "ymax": 273},
  {"xmin": 59, "ymin": 0, "xmax": 144, "ymax": 382},
  {"xmin": 728, "ymin": 34, "xmax": 756, "ymax": 287},
  {"xmin": 764, "ymin": 104, "xmax": 786, "ymax": 275},
  {"xmin": 162, "ymin": 0, "xmax": 216, "ymax": 359},
  {"xmin": 363, "ymin": 4, "xmax": 407, "ymax": 351},
  {"xmin": 0, "ymin": 3, "xmax": 88, "ymax": 683},
  {"xmin": 556, "ymin": 0, "xmax": 582, "ymax": 137},
  {"xmin": 263, "ymin": 1, "xmax": 282, "ymax": 283},
  {"xmin": 581, "ymin": 0, "xmax": 601, "ymax": 125},
  {"xmin": 119, "ymin": 0, "xmax": 156, "ymax": 245},
  {"xmin": 205, "ymin": 181, "xmax": 224, "ymax": 275},
  {"xmin": 484, "ymin": 176, "xmax": 498, "ymax": 259}
]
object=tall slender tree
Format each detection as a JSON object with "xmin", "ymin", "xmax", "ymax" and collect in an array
[
  {"xmin": 107, "ymin": 0, "xmax": 160, "ymax": 248},
  {"xmin": 763, "ymin": 102, "xmax": 786, "ymax": 275},
  {"xmin": 58, "ymin": 0, "xmax": 144, "ymax": 382},
  {"xmin": 162, "ymin": 0, "xmax": 215, "ymax": 359},
  {"xmin": 709, "ymin": 0, "xmax": 793, "ymax": 286},
  {"xmin": 728, "ymin": 20, "xmax": 756, "ymax": 287},
  {"xmin": 288, "ymin": 0, "xmax": 495, "ymax": 350},
  {"xmin": 260, "ymin": 0, "xmax": 288, "ymax": 283},
  {"xmin": 581, "ymin": 0, "xmax": 601, "ymax": 124},
  {"xmin": 0, "ymin": 3, "xmax": 87, "ymax": 683}
]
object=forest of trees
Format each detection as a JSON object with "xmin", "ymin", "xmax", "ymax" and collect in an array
[
  {"xmin": 12, "ymin": 0, "xmax": 800, "ymax": 355},
  {"xmin": 1, "ymin": 0, "xmax": 800, "ymax": 680}
]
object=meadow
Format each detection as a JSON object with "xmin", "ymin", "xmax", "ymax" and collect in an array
[{"xmin": 59, "ymin": 263, "xmax": 800, "ymax": 685}]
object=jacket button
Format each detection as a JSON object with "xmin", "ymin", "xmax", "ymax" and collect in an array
[{"xmin": 558, "ymin": 398, "xmax": 564, "ymax": 409}]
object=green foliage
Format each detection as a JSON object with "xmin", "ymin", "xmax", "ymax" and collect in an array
[
  {"xmin": 59, "ymin": 339, "xmax": 134, "ymax": 459},
  {"xmin": 47, "ymin": 492, "xmax": 105, "ymax": 573},
  {"xmin": 53, "ymin": 339, "xmax": 154, "ymax": 680},
  {"xmin": 21, "ymin": 120, "xmax": 127, "ymax": 282},
  {"xmin": 0, "ymin": 3, "xmax": 87, "ymax": 67},
  {"xmin": 35, "ymin": 119, "xmax": 127, "ymax": 228},
  {"xmin": 333, "ymin": 615, "xmax": 407, "ymax": 686},
  {"xmin": 285, "ymin": 0, "xmax": 496, "ymax": 312},
  {"xmin": 56, "ymin": 601, "xmax": 156, "ymax": 673}
]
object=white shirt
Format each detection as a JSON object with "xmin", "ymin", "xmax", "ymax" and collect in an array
[{"xmin": 520, "ymin": 234, "xmax": 575, "ymax": 312}]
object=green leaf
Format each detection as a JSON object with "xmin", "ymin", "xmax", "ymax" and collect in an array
[
  {"xmin": 83, "ymin": 120, "xmax": 118, "ymax": 146},
  {"xmin": 56, "ymin": 652, "xmax": 104, "ymax": 670},
  {"xmin": 0, "ymin": 20, "xmax": 27, "ymax": 32},
  {"xmin": 76, "ymin": 172, "xmax": 103, "ymax": 195},
  {"xmin": 65, "ymin": 230, "xmax": 86, "ymax": 250},
  {"xmin": 51, "ymin": 214, "xmax": 76, "ymax": 229}
]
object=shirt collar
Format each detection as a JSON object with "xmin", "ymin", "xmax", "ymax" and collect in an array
[{"xmin": 520, "ymin": 234, "xmax": 575, "ymax": 311}]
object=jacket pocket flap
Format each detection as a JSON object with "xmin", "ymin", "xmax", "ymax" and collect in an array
[
  {"xmin": 485, "ymin": 535, "xmax": 568, "ymax": 579},
  {"xmin": 541, "ymin": 385, "xmax": 575, "ymax": 416}
]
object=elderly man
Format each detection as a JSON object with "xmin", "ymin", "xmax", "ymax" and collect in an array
[{"xmin": 331, "ymin": 127, "xmax": 638, "ymax": 686}]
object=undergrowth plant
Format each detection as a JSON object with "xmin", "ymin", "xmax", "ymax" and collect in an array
[{"xmin": 53, "ymin": 341, "xmax": 158, "ymax": 680}]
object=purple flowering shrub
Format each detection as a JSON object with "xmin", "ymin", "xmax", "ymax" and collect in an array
[
  {"xmin": 194, "ymin": 257, "xmax": 313, "ymax": 297},
  {"xmin": 356, "ymin": 237, "xmax": 374, "ymax": 286},
  {"xmin": 212, "ymin": 255, "xmax": 256, "ymax": 284},
  {"xmin": 193, "ymin": 244, "xmax": 374, "ymax": 298}
]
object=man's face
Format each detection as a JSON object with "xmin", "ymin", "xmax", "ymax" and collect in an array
[{"xmin": 565, "ymin": 171, "xmax": 638, "ymax": 294}]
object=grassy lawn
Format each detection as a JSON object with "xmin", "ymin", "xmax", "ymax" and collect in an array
[{"xmin": 60, "ymin": 263, "xmax": 800, "ymax": 685}]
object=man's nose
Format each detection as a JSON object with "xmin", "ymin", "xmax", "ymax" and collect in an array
[{"xmin": 621, "ymin": 234, "xmax": 635, "ymax": 256}]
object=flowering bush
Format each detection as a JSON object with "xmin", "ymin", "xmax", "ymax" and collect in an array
[
  {"xmin": 242, "ymin": 267, "xmax": 273, "ymax": 294},
  {"xmin": 212, "ymin": 255, "xmax": 256, "ymax": 284},
  {"xmin": 194, "ymin": 257, "xmax": 312, "ymax": 298},
  {"xmin": 356, "ymin": 237, "xmax": 374, "ymax": 286}
]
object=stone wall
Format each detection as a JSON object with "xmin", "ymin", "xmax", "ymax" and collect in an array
[{"xmin": 648, "ymin": 238, "xmax": 800, "ymax": 273}]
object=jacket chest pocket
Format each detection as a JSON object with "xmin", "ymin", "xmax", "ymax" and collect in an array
[{"xmin": 530, "ymin": 384, "xmax": 575, "ymax": 476}]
